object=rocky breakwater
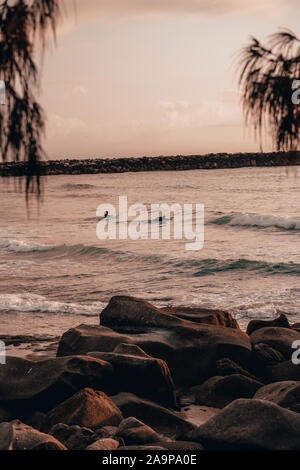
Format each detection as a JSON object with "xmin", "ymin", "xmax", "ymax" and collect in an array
[
  {"xmin": 1, "ymin": 295, "xmax": 300, "ymax": 450},
  {"xmin": 0, "ymin": 151, "xmax": 299, "ymax": 177}
]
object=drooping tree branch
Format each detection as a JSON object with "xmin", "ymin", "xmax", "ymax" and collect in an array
[
  {"xmin": 236, "ymin": 29, "xmax": 300, "ymax": 152},
  {"xmin": 0, "ymin": 0, "xmax": 61, "ymax": 200}
]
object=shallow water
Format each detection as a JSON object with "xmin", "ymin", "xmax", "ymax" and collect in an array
[{"xmin": 0, "ymin": 166, "xmax": 300, "ymax": 354}]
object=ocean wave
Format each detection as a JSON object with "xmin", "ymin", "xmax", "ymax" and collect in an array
[
  {"xmin": 168, "ymin": 258, "xmax": 300, "ymax": 276},
  {"xmin": 60, "ymin": 183, "xmax": 95, "ymax": 190},
  {"xmin": 3, "ymin": 240, "xmax": 56, "ymax": 253},
  {"xmin": 0, "ymin": 293, "xmax": 104, "ymax": 316},
  {"xmin": 212, "ymin": 213, "xmax": 300, "ymax": 230}
]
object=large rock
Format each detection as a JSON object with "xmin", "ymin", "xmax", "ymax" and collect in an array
[
  {"xmin": 112, "ymin": 392, "xmax": 196, "ymax": 439},
  {"xmin": 116, "ymin": 417, "xmax": 161, "ymax": 445},
  {"xmin": 49, "ymin": 423, "xmax": 96, "ymax": 450},
  {"xmin": 119, "ymin": 441, "xmax": 203, "ymax": 450},
  {"xmin": 215, "ymin": 358, "xmax": 258, "ymax": 381},
  {"xmin": 190, "ymin": 374, "xmax": 263, "ymax": 408},
  {"xmin": 265, "ymin": 361, "xmax": 300, "ymax": 383},
  {"xmin": 254, "ymin": 343, "xmax": 285, "ymax": 365},
  {"xmin": 0, "ymin": 420, "xmax": 67, "ymax": 450},
  {"xmin": 250, "ymin": 327, "xmax": 300, "ymax": 360},
  {"xmin": 57, "ymin": 322, "xmax": 252, "ymax": 386},
  {"xmin": 186, "ymin": 399, "xmax": 300, "ymax": 450},
  {"xmin": 100, "ymin": 296, "xmax": 182, "ymax": 329},
  {"xmin": 162, "ymin": 306, "xmax": 239, "ymax": 329},
  {"xmin": 0, "ymin": 356, "xmax": 114, "ymax": 418},
  {"xmin": 254, "ymin": 381, "xmax": 300, "ymax": 411},
  {"xmin": 43, "ymin": 388, "xmax": 123, "ymax": 432},
  {"xmin": 87, "ymin": 345, "xmax": 176, "ymax": 408},
  {"xmin": 86, "ymin": 438, "xmax": 120, "ymax": 450},
  {"xmin": 247, "ymin": 314, "xmax": 290, "ymax": 335}
]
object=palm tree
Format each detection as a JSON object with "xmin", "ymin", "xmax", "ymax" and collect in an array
[
  {"xmin": 0, "ymin": 0, "xmax": 61, "ymax": 200},
  {"xmin": 236, "ymin": 29, "xmax": 300, "ymax": 152}
]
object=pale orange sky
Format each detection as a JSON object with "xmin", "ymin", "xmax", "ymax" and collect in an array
[{"xmin": 40, "ymin": 0, "xmax": 300, "ymax": 159}]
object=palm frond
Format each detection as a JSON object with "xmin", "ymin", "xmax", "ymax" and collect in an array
[{"xmin": 236, "ymin": 29, "xmax": 300, "ymax": 151}]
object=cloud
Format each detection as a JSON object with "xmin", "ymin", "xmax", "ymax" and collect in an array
[
  {"xmin": 159, "ymin": 90, "xmax": 242, "ymax": 129},
  {"xmin": 48, "ymin": 113, "xmax": 87, "ymax": 137}
]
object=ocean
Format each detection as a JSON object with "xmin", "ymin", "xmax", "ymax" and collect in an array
[{"xmin": 1, "ymin": 165, "xmax": 300, "ymax": 356}]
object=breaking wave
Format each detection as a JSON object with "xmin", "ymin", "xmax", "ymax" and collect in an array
[{"xmin": 212, "ymin": 213, "xmax": 300, "ymax": 230}]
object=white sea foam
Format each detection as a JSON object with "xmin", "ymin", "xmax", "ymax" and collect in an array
[
  {"xmin": 0, "ymin": 293, "xmax": 104, "ymax": 316},
  {"xmin": 229, "ymin": 213, "xmax": 300, "ymax": 230},
  {"xmin": 2, "ymin": 240, "xmax": 56, "ymax": 253}
]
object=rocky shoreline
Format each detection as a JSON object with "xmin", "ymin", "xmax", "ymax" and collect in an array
[
  {"xmin": 0, "ymin": 151, "xmax": 300, "ymax": 177},
  {"xmin": 1, "ymin": 295, "xmax": 300, "ymax": 450}
]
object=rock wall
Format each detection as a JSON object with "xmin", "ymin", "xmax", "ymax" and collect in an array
[{"xmin": 0, "ymin": 151, "xmax": 299, "ymax": 177}]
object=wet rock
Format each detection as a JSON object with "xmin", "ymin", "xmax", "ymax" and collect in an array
[
  {"xmin": 116, "ymin": 417, "xmax": 161, "ymax": 445},
  {"xmin": 215, "ymin": 358, "xmax": 258, "ymax": 380},
  {"xmin": 189, "ymin": 374, "xmax": 263, "ymax": 408},
  {"xmin": 57, "ymin": 325, "xmax": 132, "ymax": 357},
  {"xmin": 111, "ymin": 392, "xmax": 196, "ymax": 439},
  {"xmin": 100, "ymin": 296, "xmax": 181, "ymax": 329},
  {"xmin": 247, "ymin": 314, "xmax": 290, "ymax": 336},
  {"xmin": 186, "ymin": 399, "xmax": 300, "ymax": 450},
  {"xmin": 265, "ymin": 361, "xmax": 300, "ymax": 383},
  {"xmin": 250, "ymin": 327, "xmax": 300, "ymax": 360},
  {"xmin": 86, "ymin": 438, "xmax": 120, "ymax": 450},
  {"xmin": 162, "ymin": 306, "xmax": 239, "ymax": 329},
  {"xmin": 49, "ymin": 423, "xmax": 95, "ymax": 450},
  {"xmin": 119, "ymin": 445, "xmax": 166, "ymax": 450},
  {"xmin": 0, "ymin": 420, "xmax": 67, "ymax": 450},
  {"xmin": 87, "ymin": 347, "xmax": 176, "ymax": 408},
  {"xmin": 254, "ymin": 381, "xmax": 300, "ymax": 411},
  {"xmin": 254, "ymin": 343, "xmax": 285, "ymax": 365},
  {"xmin": 93, "ymin": 426, "xmax": 118, "ymax": 440},
  {"xmin": 142, "ymin": 441, "xmax": 203, "ymax": 450},
  {"xmin": 43, "ymin": 388, "xmax": 123, "ymax": 432},
  {"xmin": 57, "ymin": 320, "xmax": 252, "ymax": 386},
  {"xmin": 0, "ymin": 356, "xmax": 114, "ymax": 417}
]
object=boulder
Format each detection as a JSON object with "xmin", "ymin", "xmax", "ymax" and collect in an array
[
  {"xmin": 86, "ymin": 438, "xmax": 120, "ymax": 450},
  {"xmin": 254, "ymin": 381, "xmax": 300, "ymax": 411},
  {"xmin": 247, "ymin": 314, "xmax": 291, "ymax": 335},
  {"xmin": 112, "ymin": 392, "xmax": 196, "ymax": 439},
  {"xmin": 43, "ymin": 388, "xmax": 123, "ymax": 432},
  {"xmin": 162, "ymin": 306, "xmax": 239, "ymax": 329},
  {"xmin": 0, "ymin": 356, "xmax": 114, "ymax": 417},
  {"xmin": 265, "ymin": 361, "xmax": 300, "ymax": 383},
  {"xmin": 254, "ymin": 343, "xmax": 285, "ymax": 365},
  {"xmin": 250, "ymin": 327, "xmax": 300, "ymax": 360},
  {"xmin": 100, "ymin": 296, "xmax": 182, "ymax": 329},
  {"xmin": 57, "ymin": 322, "xmax": 252, "ymax": 386},
  {"xmin": 93, "ymin": 425, "xmax": 118, "ymax": 440},
  {"xmin": 190, "ymin": 374, "xmax": 263, "ymax": 408},
  {"xmin": 148, "ymin": 441, "xmax": 203, "ymax": 450},
  {"xmin": 119, "ymin": 445, "xmax": 166, "ymax": 450},
  {"xmin": 215, "ymin": 358, "xmax": 258, "ymax": 380},
  {"xmin": 186, "ymin": 399, "xmax": 300, "ymax": 450},
  {"xmin": 0, "ymin": 420, "xmax": 67, "ymax": 450},
  {"xmin": 57, "ymin": 325, "xmax": 133, "ymax": 357},
  {"xmin": 87, "ymin": 346, "xmax": 176, "ymax": 408},
  {"xmin": 116, "ymin": 417, "xmax": 161, "ymax": 445},
  {"xmin": 49, "ymin": 423, "xmax": 96, "ymax": 450}
]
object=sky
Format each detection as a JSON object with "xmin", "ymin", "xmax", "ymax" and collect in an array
[{"xmin": 40, "ymin": 0, "xmax": 300, "ymax": 159}]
